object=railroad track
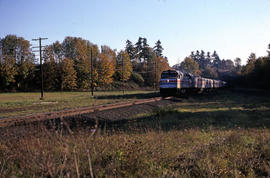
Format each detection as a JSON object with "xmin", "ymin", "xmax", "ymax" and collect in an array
[{"xmin": 0, "ymin": 97, "xmax": 173, "ymax": 128}]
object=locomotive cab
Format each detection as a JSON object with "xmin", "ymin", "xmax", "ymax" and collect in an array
[{"xmin": 160, "ymin": 70, "xmax": 182, "ymax": 96}]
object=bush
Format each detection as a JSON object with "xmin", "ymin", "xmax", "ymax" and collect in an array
[{"xmin": 130, "ymin": 72, "xmax": 144, "ymax": 86}]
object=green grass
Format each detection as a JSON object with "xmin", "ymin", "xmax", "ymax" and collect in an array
[
  {"xmin": 0, "ymin": 90, "xmax": 157, "ymax": 118},
  {"xmin": 1, "ymin": 90, "xmax": 270, "ymax": 177}
]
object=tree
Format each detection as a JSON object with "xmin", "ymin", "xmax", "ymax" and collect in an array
[
  {"xmin": 190, "ymin": 51, "xmax": 195, "ymax": 59},
  {"xmin": 115, "ymin": 51, "xmax": 133, "ymax": 82},
  {"xmin": 157, "ymin": 56, "xmax": 170, "ymax": 80},
  {"xmin": 16, "ymin": 55, "xmax": 35, "ymax": 91},
  {"xmin": 0, "ymin": 35, "xmax": 35, "ymax": 90},
  {"xmin": 43, "ymin": 46, "xmax": 60, "ymax": 91},
  {"xmin": 52, "ymin": 41, "xmax": 63, "ymax": 63},
  {"xmin": 267, "ymin": 43, "xmax": 270, "ymax": 57},
  {"xmin": 61, "ymin": 58, "xmax": 77, "ymax": 90},
  {"xmin": 180, "ymin": 57, "xmax": 201, "ymax": 76},
  {"xmin": 0, "ymin": 55, "xmax": 17, "ymax": 90},
  {"xmin": 97, "ymin": 53, "xmax": 115, "ymax": 86},
  {"xmin": 61, "ymin": 37, "xmax": 99, "ymax": 89},
  {"xmin": 101, "ymin": 45, "xmax": 116, "ymax": 72},
  {"xmin": 135, "ymin": 37, "xmax": 143, "ymax": 62},
  {"xmin": 202, "ymin": 65, "xmax": 218, "ymax": 79},
  {"xmin": 242, "ymin": 53, "xmax": 256, "ymax": 76},
  {"xmin": 125, "ymin": 40, "xmax": 136, "ymax": 60},
  {"xmin": 142, "ymin": 38, "xmax": 151, "ymax": 62},
  {"xmin": 234, "ymin": 57, "xmax": 242, "ymax": 75},
  {"xmin": 154, "ymin": 40, "xmax": 163, "ymax": 57}
]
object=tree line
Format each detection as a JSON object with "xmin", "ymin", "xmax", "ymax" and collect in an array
[
  {"xmin": 173, "ymin": 45, "xmax": 270, "ymax": 90},
  {"xmin": 0, "ymin": 35, "xmax": 170, "ymax": 91}
]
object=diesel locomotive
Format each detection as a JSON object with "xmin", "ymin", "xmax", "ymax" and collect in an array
[{"xmin": 159, "ymin": 69, "xmax": 226, "ymax": 96}]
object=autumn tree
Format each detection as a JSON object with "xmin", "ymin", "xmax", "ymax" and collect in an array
[
  {"xmin": 61, "ymin": 58, "xmax": 77, "ymax": 90},
  {"xmin": 96, "ymin": 53, "xmax": 115, "ymax": 86},
  {"xmin": 0, "ymin": 55, "xmax": 17, "ymax": 90},
  {"xmin": 62, "ymin": 37, "xmax": 99, "ymax": 89},
  {"xmin": 0, "ymin": 35, "xmax": 35, "ymax": 90},
  {"xmin": 202, "ymin": 66, "xmax": 218, "ymax": 79},
  {"xmin": 51, "ymin": 41, "xmax": 63, "ymax": 62},
  {"xmin": 115, "ymin": 50, "xmax": 133, "ymax": 82},
  {"xmin": 43, "ymin": 46, "xmax": 61, "ymax": 91},
  {"xmin": 16, "ymin": 56, "xmax": 35, "ymax": 91},
  {"xmin": 101, "ymin": 45, "xmax": 116, "ymax": 72},
  {"xmin": 180, "ymin": 57, "xmax": 201, "ymax": 76}
]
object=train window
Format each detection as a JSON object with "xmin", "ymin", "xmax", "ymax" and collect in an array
[{"xmin": 161, "ymin": 72, "xmax": 178, "ymax": 78}]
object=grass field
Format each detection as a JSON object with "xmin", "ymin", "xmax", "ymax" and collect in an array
[
  {"xmin": 1, "ymin": 90, "xmax": 270, "ymax": 177},
  {"xmin": 0, "ymin": 90, "xmax": 157, "ymax": 118}
]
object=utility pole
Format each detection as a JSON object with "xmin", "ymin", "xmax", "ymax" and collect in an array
[
  {"xmin": 154, "ymin": 60, "xmax": 157, "ymax": 91},
  {"xmin": 122, "ymin": 55, "xmax": 124, "ymax": 95},
  {"xmin": 91, "ymin": 47, "xmax": 94, "ymax": 96},
  {"xmin": 32, "ymin": 37, "xmax": 48, "ymax": 100}
]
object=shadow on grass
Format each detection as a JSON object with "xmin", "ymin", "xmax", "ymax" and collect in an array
[
  {"xmin": 96, "ymin": 92, "xmax": 159, "ymax": 99},
  {"xmin": 43, "ymin": 107, "xmax": 270, "ymax": 135},
  {"xmin": 97, "ymin": 108, "xmax": 270, "ymax": 133}
]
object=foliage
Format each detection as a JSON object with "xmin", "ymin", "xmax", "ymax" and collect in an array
[
  {"xmin": 16, "ymin": 58, "xmax": 35, "ymax": 91},
  {"xmin": 97, "ymin": 53, "xmax": 115, "ymax": 86},
  {"xmin": 43, "ymin": 46, "xmax": 61, "ymax": 91},
  {"xmin": 154, "ymin": 40, "xmax": 163, "ymax": 57},
  {"xmin": 0, "ymin": 55, "xmax": 17, "ymax": 90},
  {"xmin": 61, "ymin": 58, "xmax": 77, "ymax": 90},
  {"xmin": 115, "ymin": 51, "xmax": 133, "ymax": 81},
  {"xmin": 130, "ymin": 72, "xmax": 144, "ymax": 86},
  {"xmin": 173, "ymin": 50, "xmax": 241, "ymax": 80},
  {"xmin": 180, "ymin": 57, "xmax": 201, "ymax": 76},
  {"xmin": 0, "ymin": 34, "xmax": 172, "ymax": 91}
]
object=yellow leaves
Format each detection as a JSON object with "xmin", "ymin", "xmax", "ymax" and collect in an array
[
  {"xmin": 61, "ymin": 58, "xmax": 77, "ymax": 90},
  {"xmin": 97, "ymin": 53, "xmax": 115, "ymax": 86},
  {"xmin": 116, "ymin": 51, "xmax": 133, "ymax": 81}
]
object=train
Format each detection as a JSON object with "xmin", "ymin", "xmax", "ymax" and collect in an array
[{"xmin": 159, "ymin": 69, "xmax": 226, "ymax": 96}]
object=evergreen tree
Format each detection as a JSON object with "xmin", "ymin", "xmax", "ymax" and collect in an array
[
  {"xmin": 267, "ymin": 43, "xmax": 270, "ymax": 57},
  {"xmin": 142, "ymin": 38, "xmax": 150, "ymax": 62},
  {"xmin": 125, "ymin": 40, "xmax": 136, "ymax": 60},
  {"xmin": 154, "ymin": 40, "xmax": 163, "ymax": 57},
  {"xmin": 135, "ymin": 37, "xmax": 143, "ymax": 62},
  {"xmin": 190, "ymin": 51, "xmax": 195, "ymax": 59},
  {"xmin": 242, "ymin": 53, "xmax": 256, "ymax": 76}
]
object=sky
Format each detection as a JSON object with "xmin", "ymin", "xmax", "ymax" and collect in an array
[{"xmin": 0, "ymin": 0, "xmax": 270, "ymax": 65}]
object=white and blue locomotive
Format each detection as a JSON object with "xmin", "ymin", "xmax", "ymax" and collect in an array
[{"xmin": 160, "ymin": 69, "xmax": 226, "ymax": 96}]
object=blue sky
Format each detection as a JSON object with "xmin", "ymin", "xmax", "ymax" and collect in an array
[{"xmin": 1, "ymin": 0, "xmax": 270, "ymax": 65}]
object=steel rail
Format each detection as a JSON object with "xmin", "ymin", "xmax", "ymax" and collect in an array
[{"xmin": 0, "ymin": 97, "xmax": 172, "ymax": 128}]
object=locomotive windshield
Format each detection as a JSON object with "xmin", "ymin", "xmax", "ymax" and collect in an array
[{"xmin": 161, "ymin": 70, "xmax": 178, "ymax": 78}]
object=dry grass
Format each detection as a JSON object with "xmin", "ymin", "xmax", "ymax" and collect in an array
[{"xmin": 0, "ymin": 90, "xmax": 270, "ymax": 177}]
